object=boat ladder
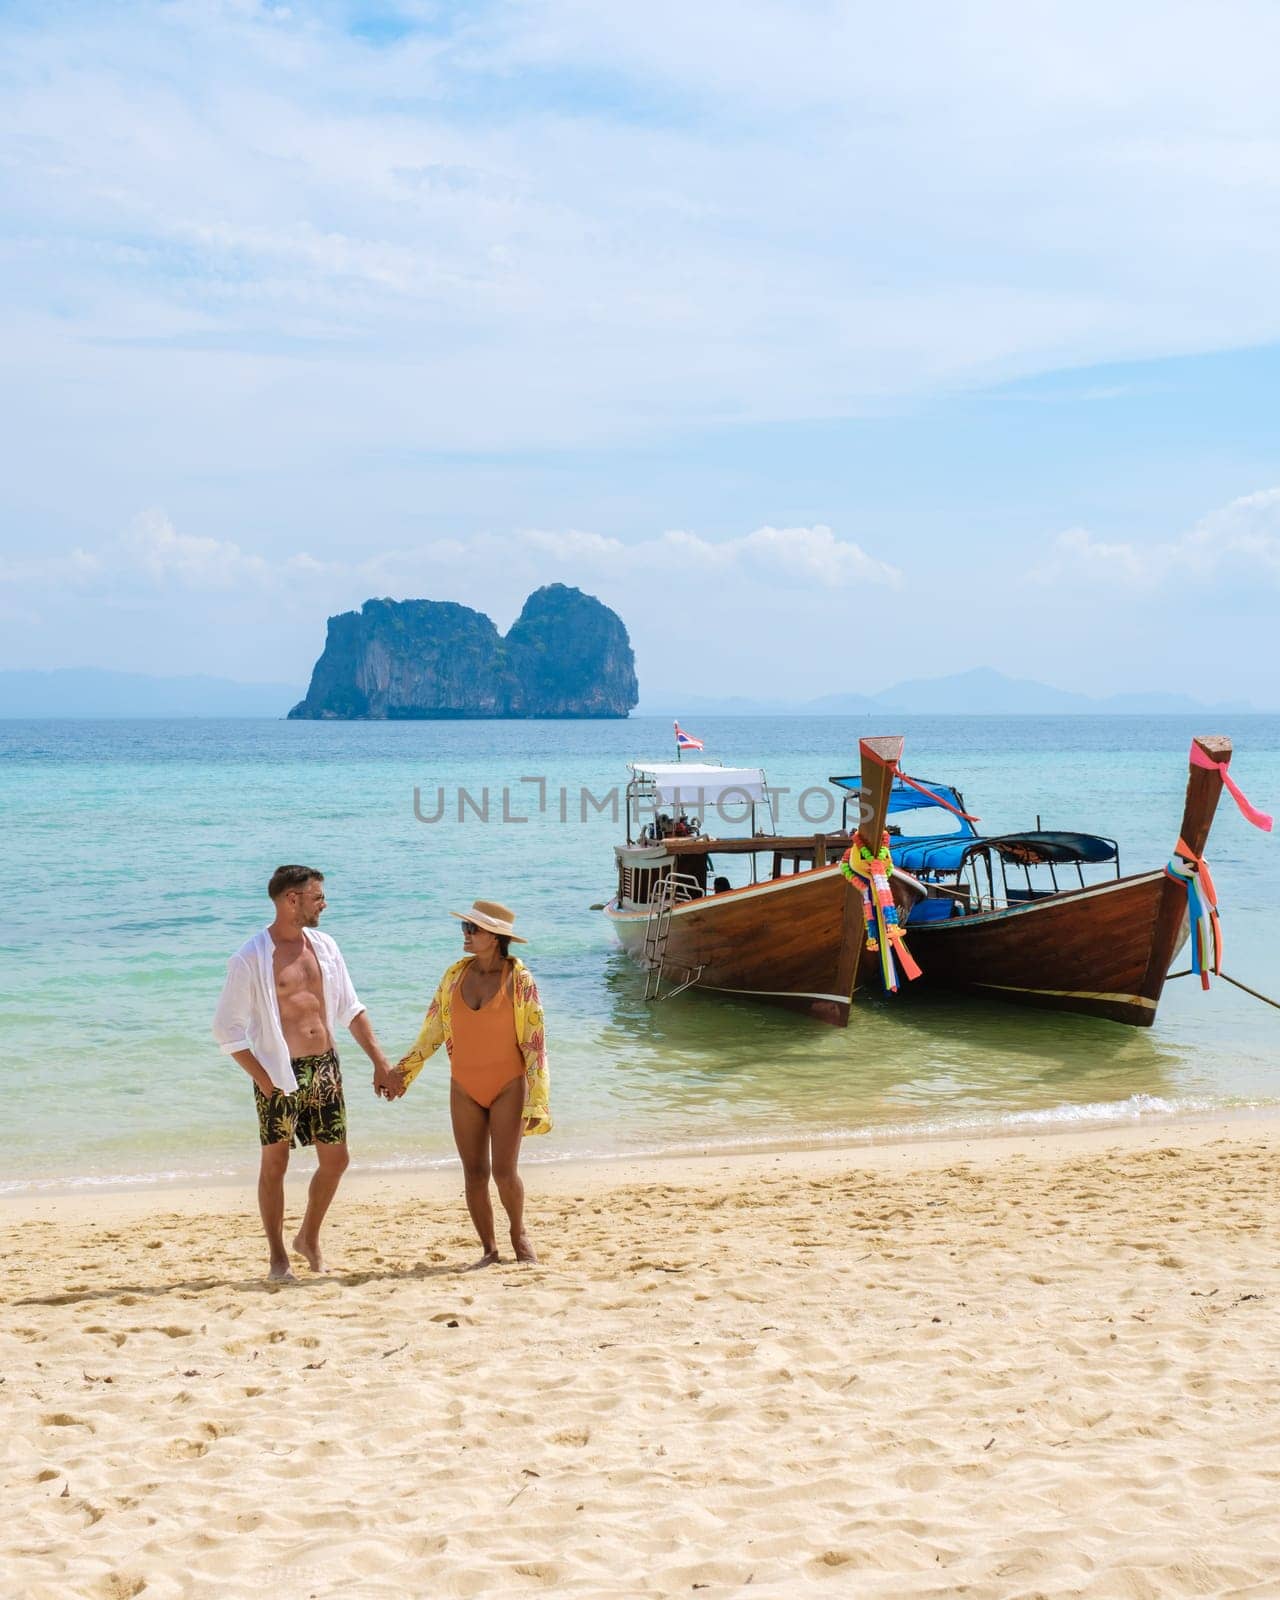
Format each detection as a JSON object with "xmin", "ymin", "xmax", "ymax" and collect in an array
[{"xmin": 642, "ymin": 874, "xmax": 704, "ymax": 1001}]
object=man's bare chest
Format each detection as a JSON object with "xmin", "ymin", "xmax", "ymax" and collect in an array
[{"xmin": 274, "ymin": 944, "xmax": 325, "ymax": 1004}]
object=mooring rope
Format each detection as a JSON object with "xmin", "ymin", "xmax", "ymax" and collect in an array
[{"xmin": 1167, "ymin": 968, "xmax": 1280, "ymax": 1011}]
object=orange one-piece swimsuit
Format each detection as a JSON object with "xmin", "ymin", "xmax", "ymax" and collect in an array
[{"xmin": 450, "ymin": 968, "xmax": 527, "ymax": 1108}]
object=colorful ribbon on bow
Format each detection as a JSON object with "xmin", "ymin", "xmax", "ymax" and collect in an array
[
  {"xmin": 1164, "ymin": 837, "xmax": 1223, "ymax": 990},
  {"xmin": 1189, "ymin": 743, "xmax": 1273, "ymax": 832},
  {"xmin": 840, "ymin": 831, "xmax": 923, "ymax": 993},
  {"xmin": 1163, "ymin": 746, "xmax": 1271, "ymax": 990}
]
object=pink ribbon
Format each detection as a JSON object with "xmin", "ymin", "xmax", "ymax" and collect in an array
[
  {"xmin": 1189, "ymin": 744, "xmax": 1273, "ymax": 832},
  {"xmin": 896, "ymin": 769, "xmax": 981, "ymax": 824},
  {"xmin": 857, "ymin": 741, "xmax": 981, "ymax": 822}
]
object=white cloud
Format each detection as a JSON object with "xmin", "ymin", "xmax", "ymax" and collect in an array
[
  {"xmin": 1030, "ymin": 489, "xmax": 1280, "ymax": 590},
  {"xmin": 4, "ymin": 4, "xmax": 1280, "ymax": 701},
  {"xmin": 1, "ymin": 512, "xmax": 898, "ymax": 607},
  {"xmin": 1183, "ymin": 489, "xmax": 1280, "ymax": 580},
  {"xmin": 0, "ymin": 547, "xmax": 103, "ymax": 586},
  {"xmin": 118, "ymin": 509, "xmax": 272, "ymax": 588},
  {"xmin": 1030, "ymin": 527, "xmax": 1153, "ymax": 588},
  {"xmin": 6, "ymin": 0, "xmax": 1280, "ymax": 473},
  {"xmin": 0, "ymin": 508, "xmax": 903, "ymax": 691},
  {"xmin": 522, "ymin": 530, "xmax": 627, "ymax": 563},
  {"xmin": 2, "ymin": 510, "xmax": 273, "ymax": 594},
  {"xmin": 514, "ymin": 524, "xmax": 899, "ymax": 589},
  {"xmin": 733, "ymin": 525, "xmax": 899, "ymax": 588}
]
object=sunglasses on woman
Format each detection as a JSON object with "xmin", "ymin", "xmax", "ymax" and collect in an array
[{"xmin": 460, "ymin": 920, "xmax": 480, "ymax": 935}]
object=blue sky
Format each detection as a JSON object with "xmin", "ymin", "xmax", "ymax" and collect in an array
[{"xmin": 2, "ymin": 0, "xmax": 1280, "ymax": 704}]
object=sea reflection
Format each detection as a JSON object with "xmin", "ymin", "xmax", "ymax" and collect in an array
[{"xmin": 593, "ymin": 950, "xmax": 1197, "ymax": 1148}]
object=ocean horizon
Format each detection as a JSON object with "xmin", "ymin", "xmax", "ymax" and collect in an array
[{"xmin": 4, "ymin": 712, "xmax": 1278, "ymax": 1196}]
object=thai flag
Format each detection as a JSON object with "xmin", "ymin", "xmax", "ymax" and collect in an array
[{"xmin": 674, "ymin": 721, "xmax": 704, "ymax": 752}]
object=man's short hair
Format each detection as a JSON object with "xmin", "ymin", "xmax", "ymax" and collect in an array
[{"xmin": 268, "ymin": 864, "xmax": 324, "ymax": 901}]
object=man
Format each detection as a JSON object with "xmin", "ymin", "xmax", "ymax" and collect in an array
[{"xmin": 213, "ymin": 865, "xmax": 397, "ymax": 1280}]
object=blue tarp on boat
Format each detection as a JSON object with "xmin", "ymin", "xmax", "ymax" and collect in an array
[
  {"xmin": 829, "ymin": 773, "xmax": 975, "ymax": 826},
  {"xmin": 828, "ymin": 774, "xmax": 1117, "ymax": 877}
]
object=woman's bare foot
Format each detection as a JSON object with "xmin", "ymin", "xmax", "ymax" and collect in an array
[
  {"xmin": 291, "ymin": 1231, "xmax": 329, "ymax": 1274},
  {"xmin": 512, "ymin": 1232, "xmax": 538, "ymax": 1265},
  {"xmin": 268, "ymin": 1256, "xmax": 296, "ymax": 1282},
  {"xmin": 465, "ymin": 1248, "xmax": 501, "ymax": 1271}
]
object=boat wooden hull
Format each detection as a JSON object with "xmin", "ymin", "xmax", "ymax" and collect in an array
[
  {"xmin": 606, "ymin": 734, "xmax": 1233, "ymax": 1031},
  {"xmin": 606, "ymin": 864, "xmax": 868, "ymax": 1025},
  {"xmin": 606, "ymin": 735, "xmax": 903, "ymax": 1027},
  {"xmin": 892, "ymin": 732, "xmax": 1231, "ymax": 1027},
  {"xmin": 902, "ymin": 869, "xmax": 1184, "ymax": 1026}
]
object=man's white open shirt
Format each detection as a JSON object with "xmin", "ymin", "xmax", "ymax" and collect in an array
[{"xmin": 213, "ymin": 927, "xmax": 366, "ymax": 1093}]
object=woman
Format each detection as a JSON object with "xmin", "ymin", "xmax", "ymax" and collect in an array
[{"xmin": 394, "ymin": 899, "xmax": 551, "ymax": 1267}]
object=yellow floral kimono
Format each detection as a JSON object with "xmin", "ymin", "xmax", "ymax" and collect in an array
[{"xmin": 396, "ymin": 957, "xmax": 552, "ymax": 1135}]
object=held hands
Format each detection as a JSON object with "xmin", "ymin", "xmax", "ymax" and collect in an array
[{"xmin": 372, "ymin": 1062, "xmax": 408, "ymax": 1102}]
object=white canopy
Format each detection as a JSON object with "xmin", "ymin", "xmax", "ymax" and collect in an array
[{"xmin": 630, "ymin": 762, "xmax": 769, "ymax": 806}]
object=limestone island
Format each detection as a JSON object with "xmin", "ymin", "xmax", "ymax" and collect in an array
[{"xmin": 287, "ymin": 583, "xmax": 638, "ymax": 719}]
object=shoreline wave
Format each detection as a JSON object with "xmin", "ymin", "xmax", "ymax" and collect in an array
[{"xmin": 5, "ymin": 1091, "xmax": 1276, "ymax": 1200}]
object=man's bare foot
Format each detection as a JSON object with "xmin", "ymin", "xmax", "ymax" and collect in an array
[
  {"xmin": 291, "ymin": 1232, "xmax": 329, "ymax": 1274},
  {"xmin": 464, "ymin": 1249, "xmax": 500, "ymax": 1271},
  {"xmin": 268, "ymin": 1257, "xmax": 296, "ymax": 1282},
  {"xmin": 512, "ymin": 1232, "xmax": 538, "ymax": 1265}
]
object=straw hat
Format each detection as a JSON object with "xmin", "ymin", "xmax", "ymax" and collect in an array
[{"xmin": 450, "ymin": 899, "xmax": 528, "ymax": 943}]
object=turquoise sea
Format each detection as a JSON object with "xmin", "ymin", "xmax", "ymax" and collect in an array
[{"xmin": 2, "ymin": 715, "xmax": 1278, "ymax": 1195}]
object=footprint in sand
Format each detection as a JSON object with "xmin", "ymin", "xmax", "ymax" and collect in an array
[
  {"xmin": 94, "ymin": 1576, "xmax": 146, "ymax": 1600},
  {"xmin": 163, "ymin": 1438, "xmax": 209, "ymax": 1460},
  {"xmin": 43, "ymin": 1413, "xmax": 95, "ymax": 1432}
]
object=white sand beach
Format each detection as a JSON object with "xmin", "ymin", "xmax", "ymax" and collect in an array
[{"xmin": 4, "ymin": 1119, "xmax": 1279, "ymax": 1599}]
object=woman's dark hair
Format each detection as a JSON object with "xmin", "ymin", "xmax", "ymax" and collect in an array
[
  {"xmin": 495, "ymin": 934, "xmax": 512, "ymax": 960},
  {"xmin": 268, "ymin": 864, "xmax": 324, "ymax": 901}
]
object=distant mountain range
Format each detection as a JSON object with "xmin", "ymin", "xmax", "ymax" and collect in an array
[
  {"xmin": 0, "ymin": 669, "xmax": 303, "ymax": 718},
  {"xmin": 0, "ymin": 663, "xmax": 1265, "ymax": 718},
  {"xmin": 638, "ymin": 667, "xmax": 1261, "ymax": 716}
]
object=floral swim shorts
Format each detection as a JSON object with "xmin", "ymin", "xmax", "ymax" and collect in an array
[{"xmin": 255, "ymin": 1050, "xmax": 348, "ymax": 1148}]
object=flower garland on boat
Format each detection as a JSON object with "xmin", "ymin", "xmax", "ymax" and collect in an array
[{"xmin": 840, "ymin": 830, "xmax": 922, "ymax": 994}]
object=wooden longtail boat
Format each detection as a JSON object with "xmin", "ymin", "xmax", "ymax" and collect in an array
[
  {"xmin": 606, "ymin": 734, "xmax": 1258, "ymax": 1031},
  {"xmin": 852, "ymin": 734, "xmax": 1237, "ymax": 1027},
  {"xmin": 603, "ymin": 737, "xmax": 903, "ymax": 1026}
]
